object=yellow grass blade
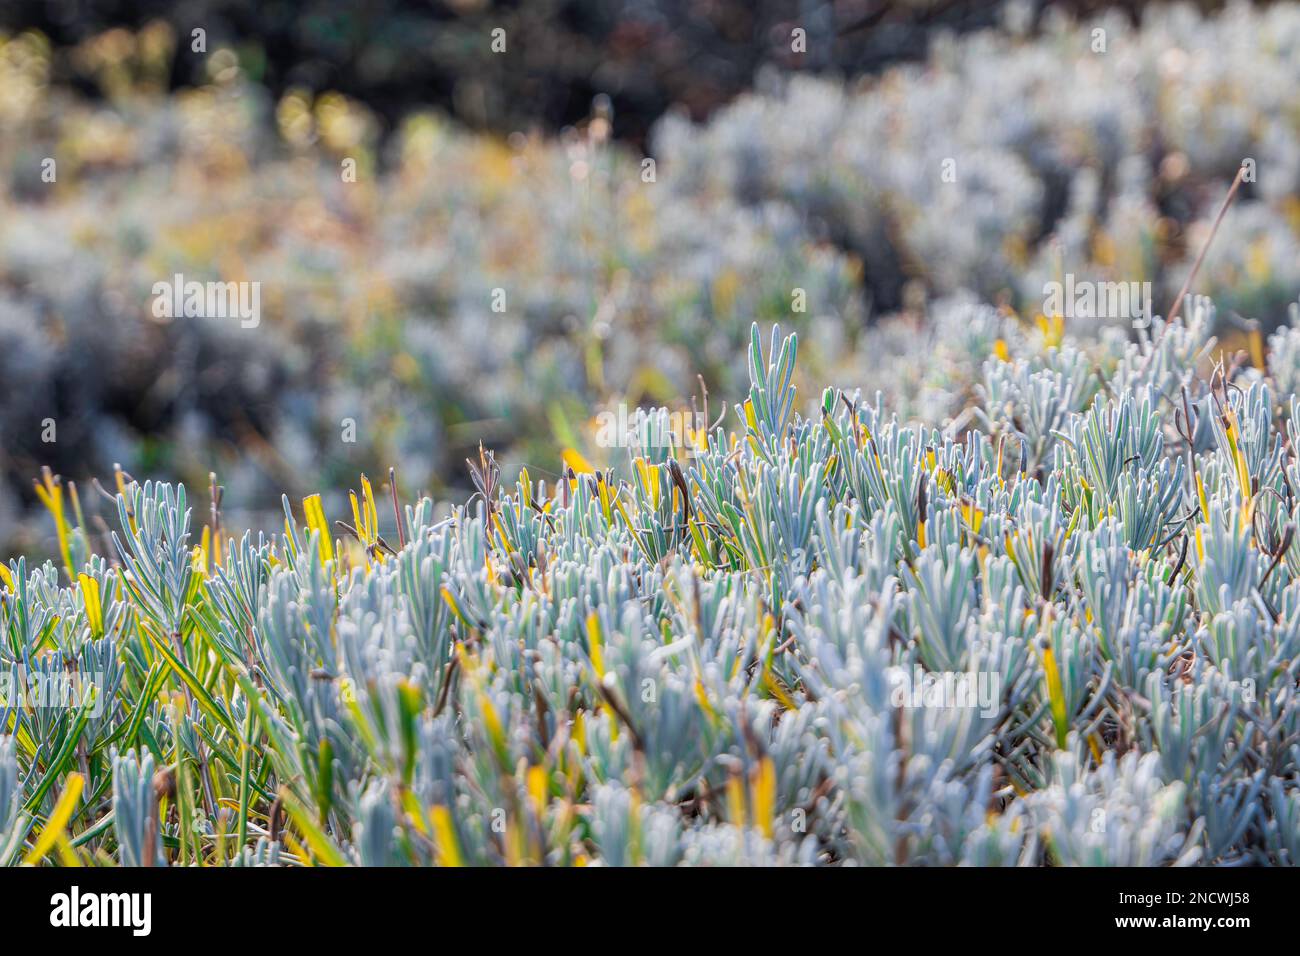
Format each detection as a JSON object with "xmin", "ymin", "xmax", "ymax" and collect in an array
[{"xmin": 24, "ymin": 772, "xmax": 84, "ymax": 865}]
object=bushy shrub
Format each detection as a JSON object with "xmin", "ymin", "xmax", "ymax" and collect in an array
[{"xmin": 4, "ymin": 295, "xmax": 1300, "ymax": 866}]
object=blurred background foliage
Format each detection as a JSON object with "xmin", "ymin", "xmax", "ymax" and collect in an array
[
  {"xmin": 5, "ymin": 0, "xmax": 1191, "ymax": 146},
  {"xmin": 1, "ymin": 0, "xmax": 1298, "ymax": 556}
]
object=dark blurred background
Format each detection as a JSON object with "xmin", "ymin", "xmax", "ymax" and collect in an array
[{"xmin": 5, "ymin": 0, "xmax": 1173, "ymax": 146}]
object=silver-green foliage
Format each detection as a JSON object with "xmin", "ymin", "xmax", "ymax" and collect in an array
[{"xmin": 6, "ymin": 303, "xmax": 1300, "ymax": 866}]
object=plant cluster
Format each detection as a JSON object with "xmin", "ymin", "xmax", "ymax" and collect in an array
[
  {"xmin": 659, "ymin": 2, "xmax": 1300, "ymax": 318},
  {"xmin": 6, "ymin": 4, "xmax": 1300, "ymax": 551},
  {"xmin": 5, "ymin": 296, "xmax": 1300, "ymax": 865}
]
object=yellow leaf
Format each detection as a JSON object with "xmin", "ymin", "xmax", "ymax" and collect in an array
[
  {"xmin": 302, "ymin": 494, "xmax": 334, "ymax": 563},
  {"xmin": 34, "ymin": 468, "xmax": 74, "ymax": 581},
  {"xmin": 563, "ymin": 447, "xmax": 595, "ymax": 474},
  {"xmin": 349, "ymin": 491, "xmax": 363, "ymax": 543},
  {"xmin": 526, "ymin": 765, "xmax": 547, "ymax": 813},
  {"xmin": 519, "ymin": 467, "xmax": 532, "ymax": 509},
  {"xmin": 752, "ymin": 758, "xmax": 776, "ymax": 840},
  {"xmin": 763, "ymin": 671, "xmax": 797, "ymax": 711},
  {"xmin": 1041, "ymin": 643, "xmax": 1068, "ymax": 750},
  {"xmin": 431, "ymin": 805, "xmax": 464, "ymax": 867},
  {"xmin": 479, "ymin": 691, "xmax": 506, "ymax": 760},
  {"xmin": 280, "ymin": 788, "xmax": 347, "ymax": 866},
  {"xmin": 961, "ymin": 501, "xmax": 985, "ymax": 535},
  {"xmin": 573, "ymin": 710, "xmax": 587, "ymax": 754},
  {"xmin": 726, "ymin": 774, "xmax": 745, "ymax": 829},
  {"xmin": 24, "ymin": 773, "xmax": 84, "ymax": 865},
  {"xmin": 586, "ymin": 611, "xmax": 604, "ymax": 678},
  {"xmin": 694, "ymin": 677, "xmax": 718, "ymax": 721},
  {"xmin": 441, "ymin": 586, "xmax": 470, "ymax": 627},
  {"xmin": 361, "ymin": 474, "xmax": 378, "ymax": 540},
  {"xmin": 634, "ymin": 458, "xmax": 660, "ymax": 510},
  {"xmin": 78, "ymin": 574, "xmax": 103, "ymax": 638}
]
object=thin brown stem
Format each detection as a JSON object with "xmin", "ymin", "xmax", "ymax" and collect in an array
[{"xmin": 1167, "ymin": 164, "xmax": 1248, "ymax": 324}]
